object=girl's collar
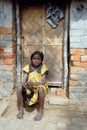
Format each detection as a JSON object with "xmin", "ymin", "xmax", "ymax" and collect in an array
[{"xmin": 29, "ymin": 63, "xmax": 42, "ymax": 73}]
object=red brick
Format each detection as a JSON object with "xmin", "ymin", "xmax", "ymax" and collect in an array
[
  {"xmin": 57, "ymin": 88, "xmax": 64, "ymax": 93},
  {"xmin": 70, "ymin": 74, "xmax": 78, "ymax": 80},
  {"xmin": 85, "ymin": 49, "xmax": 87, "ymax": 54},
  {"xmin": 56, "ymin": 88, "xmax": 65, "ymax": 95},
  {"xmin": 0, "ymin": 78, "xmax": 4, "ymax": 82},
  {"xmin": 70, "ymin": 67, "xmax": 78, "ymax": 73},
  {"xmin": 70, "ymin": 49, "xmax": 85, "ymax": 55},
  {"xmin": 81, "ymin": 55, "xmax": 87, "ymax": 62},
  {"xmin": 73, "ymin": 61, "xmax": 87, "ymax": 68},
  {"xmin": 70, "ymin": 67, "xmax": 87, "ymax": 73},
  {"xmin": 0, "ymin": 53, "xmax": 4, "ymax": 58},
  {"xmin": 4, "ymin": 53, "xmax": 15, "ymax": 59},
  {"xmin": 71, "ymin": 55, "xmax": 80, "ymax": 61},
  {"xmin": 0, "ymin": 59, "xmax": 3, "ymax": 64},
  {"xmin": 0, "ymin": 27, "xmax": 12, "ymax": 34},
  {"xmin": 4, "ymin": 59, "xmax": 14, "ymax": 65},
  {"xmin": 6, "ymin": 65, "xmax": 14, "ymax": 71},
  {"xmin": 0, "ymin": 48, "xmax": 4, "ymax": 53},
  {"xmin": 69, "ymin": 80, "xmax": 77, "ymax": 86}
]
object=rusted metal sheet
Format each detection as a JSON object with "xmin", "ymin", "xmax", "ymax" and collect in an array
[{"xmin": 21, "ymin": 4, "xmax": 65, "ymax": 86}]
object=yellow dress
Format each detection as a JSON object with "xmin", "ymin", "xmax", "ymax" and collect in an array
[{"xmin": 22, "ymin": 63, "xmax": 48, "ymax": 106}]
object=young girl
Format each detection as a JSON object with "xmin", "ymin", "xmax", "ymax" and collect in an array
[{"xmin": 17, "ymin": 51, "xmax": 49, "ymax": 121}]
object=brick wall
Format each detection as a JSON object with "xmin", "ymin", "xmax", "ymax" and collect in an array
[
  {"xmin": 0, "ymin": 0, "xmax": 15, "ymax": 99},
  {"xmin": 69, "ymin": 0, "xmax": 87, "ymax": 100},
  {"xmin": 0, "ymin": 0, "xmax": 87, "ymax": 101}
]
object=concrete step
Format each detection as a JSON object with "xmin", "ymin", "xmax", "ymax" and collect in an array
[
  {"xmin": 47, "ymin": 89, "xmax": 69, "ymax": 105},
  {"xmin": 49, "ymin": 95, "xmax": 69, "ymax": 105}
]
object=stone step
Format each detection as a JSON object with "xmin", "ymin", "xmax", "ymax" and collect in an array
[
  {"xmin": 48, "ymin": 89, "xmax": 68, "ymax": 105},
  {"xmin": 49, "ymin": 95, "xmax": 68, "ymax": 105}
]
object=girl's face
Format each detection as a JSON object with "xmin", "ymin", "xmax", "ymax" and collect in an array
[{"xmin": 31, "ymin": 54, "xmax": 42, "ymax": 67}]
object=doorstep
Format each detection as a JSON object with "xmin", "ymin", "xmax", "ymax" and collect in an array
[
  {"xmin": 49, "ymin": 95, "xmax": 69, "ymax": 105},
  {"xmin": 48, "ymin": 88, "xmax": 69, "ymax": 105}
]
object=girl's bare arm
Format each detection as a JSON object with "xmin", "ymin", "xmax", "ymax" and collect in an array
[{"xmin": 22, "ymin": 72, "xmax": 28, "ymax": 86}]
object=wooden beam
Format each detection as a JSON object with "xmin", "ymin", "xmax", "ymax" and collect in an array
[
  {"xmin": 63, "ymin": 4, "xmax": 70, "ymax": 90},
  {"xmin": 15, "ymin": 0, "xmax": 22, "ymax": 86}
]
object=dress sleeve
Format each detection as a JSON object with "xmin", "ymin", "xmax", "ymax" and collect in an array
[
  {"xmin": 41, "ymin": 64, "xmax": 49, "ymax": 75},
  {"xmin": 22, "ymin": 64, "xmax": 29, "ymax": 73}
]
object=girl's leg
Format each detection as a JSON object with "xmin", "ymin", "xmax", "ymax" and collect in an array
[
  {"xmin": 16, "ymin": 86, "xmax": 24, "ymax": 119},
  {"xmin": 34, "ymin": 87, "xmax": 45, "ymax": 121}
]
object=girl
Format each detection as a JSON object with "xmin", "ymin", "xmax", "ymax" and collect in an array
[{"xmin": 17, "ymin": 51, "xmax": 49, "ymax": 121}]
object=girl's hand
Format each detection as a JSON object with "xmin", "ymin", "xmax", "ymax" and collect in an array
[
  {"xmin": 27, "ymin": 81, "xmax": 34, "ymax": 87},
  {"xmin": 22, "ymin": 82, "xmax": 28, "ymax": 88}
]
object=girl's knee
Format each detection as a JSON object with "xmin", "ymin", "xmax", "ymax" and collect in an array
[
  {"xmin": 17, "ymin": 86, "xmax": 22, "ymax": 94},
  {"xmin": 38, "ymin": 87, "xmax": 44, "ymax": 94}
]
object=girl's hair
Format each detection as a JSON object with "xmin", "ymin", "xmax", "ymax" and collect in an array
[{"xmin": 30, "ymin": 51, "xmax": 44, "ymax": 61}]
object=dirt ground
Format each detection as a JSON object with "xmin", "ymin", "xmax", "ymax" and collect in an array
[{"xmin": 1, "ymin": 89, "xmax": 87, "ymax": 120}]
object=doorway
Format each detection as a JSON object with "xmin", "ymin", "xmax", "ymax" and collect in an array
[{"xmin": 20, "ymin": 1, "xmax": 67, "ymax": 88}]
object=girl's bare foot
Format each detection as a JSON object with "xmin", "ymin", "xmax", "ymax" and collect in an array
[
  {"xmin": 17, "ymin": 112, "xmax": 23, "ymax": 119},
  {"xmin": 16, "ymin": 109, "xmax": 24, "ymax": 119},
  {"xmin": 34, "ymin": 109, "xmax": 43, "ymax": 121}
]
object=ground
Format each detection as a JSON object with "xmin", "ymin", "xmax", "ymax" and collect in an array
[{"xmin": 0, "ymin": 89, "xmax": 87, "ymax": 130}]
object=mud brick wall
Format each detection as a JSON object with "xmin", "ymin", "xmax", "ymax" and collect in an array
[
  {"xmin": 69, "ymin": 0, "xmax": 87, "ymax": 100},
  {"xmin": 0, "ymin": 0, "xmax": 15, "ymax": 99}
]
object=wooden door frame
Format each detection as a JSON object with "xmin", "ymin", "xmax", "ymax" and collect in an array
[
  {"xmin": 15, "ymin": 1, "xmax": 69, "ymax": 92},
  {"xmin": 63, "ymin": 5, "xmax": 69, "ymax": 91}
]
